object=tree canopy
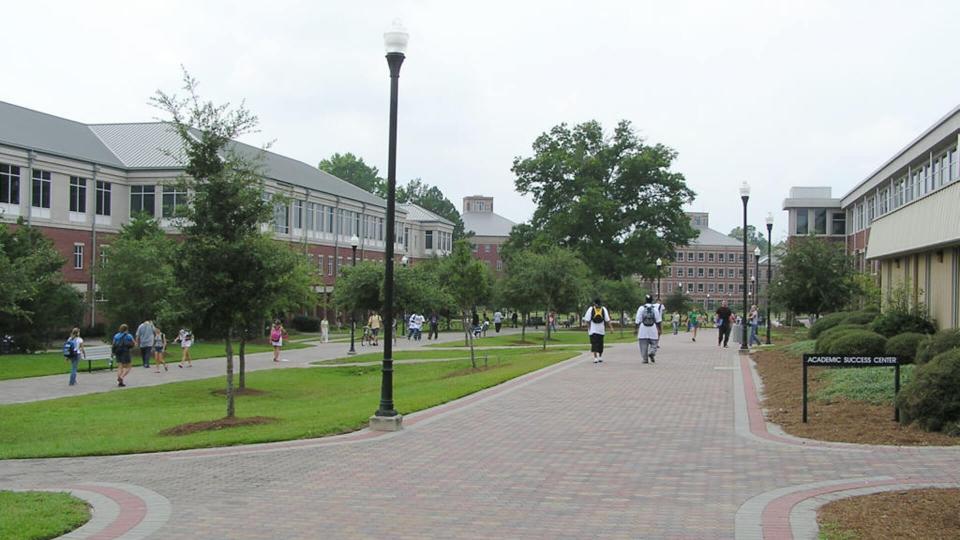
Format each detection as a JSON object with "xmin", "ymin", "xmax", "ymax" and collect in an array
[
  {"xmin": 397, "ymin": 178, "xmax": 465, "ymax": 239},
  {"xmin": 728, "ymin": 225, "xmax": 770, "ymax": 255},
  {"xmin": 770, "ymin": 236, "xmax": 858, "ymax": 318},
  {"xmin": 512, "ymin": 120, "xmax": 697, "ymax": 279},
  {"xmin": 318, "ymin": 152, "xmax": 385, "ymax": 196}
]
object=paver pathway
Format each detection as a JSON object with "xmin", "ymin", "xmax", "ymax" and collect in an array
[{"xmin": 2, "ymin": 333, "xmax": 959, "ymax": 539}]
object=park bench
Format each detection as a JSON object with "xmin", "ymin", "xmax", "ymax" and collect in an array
[
  {"xmin": 527, "ymin": 316, "xmax": 544, "ymax": 327},
  {"xmin": 83, "ymin": 345, "xmax": 114, "ymax": 373}
]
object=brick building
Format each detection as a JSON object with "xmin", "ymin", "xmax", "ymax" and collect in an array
[{"xmin": 461, "ymin": 195, "xmax": 516, "ymax": 274}]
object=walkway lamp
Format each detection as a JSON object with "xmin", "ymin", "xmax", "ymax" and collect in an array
[
  {"xmin": 739, "ymin": 181, "xmax": 750, "ymax": 352},
  {"xmin": 655, "ymin": 257, "xmax": 662, "ymax": 299},
  {"xmin": 765, "ymin": 213, "xmax": 773, "ymax": 344},
  {"xmin": 348, "ymin": 234, "xmax": 359, "ymax": 355},
  {"xmin": 372, "ymin": 19, "xmax": 408, "ymax": 430}
]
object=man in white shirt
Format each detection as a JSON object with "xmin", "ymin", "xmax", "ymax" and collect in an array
[
  {"xmin": 636, "ymin": 294, "xmax": 663, "ymax": 364},
  {"xmin": 582, "ymin": 298, "xmax": 612, "ymax": 364}
]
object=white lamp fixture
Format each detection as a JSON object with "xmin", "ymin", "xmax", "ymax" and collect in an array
[
  {"xmin": 384, "ymin": 19, "xmax": 409, "ymax": 54},
  {"xmin": 739, "ymin": 181, "xmax": 751, "ymax": 198},
  {"xmin": 656, "ymin": 257, "xmax": 662, "ymax": 267},
  {"xmin": 401, "ymin": 255, "xmax": 409, "ymax": 266},
  {"xmin": 765, "ymin": 212, "xmax": 774, "ymax": 227},
  {"xmin": 350, "ymin": 235, "xmax": 360, "ymax": 248},
  {"xmin": 754, "ymin": 246, "xmax": 761, "ymax": 257}
]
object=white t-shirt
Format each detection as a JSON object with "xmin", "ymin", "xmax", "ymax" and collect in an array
[
  {"xmin": 493, "ymin": 311, "xmax": 503, "ymax": 323},
  {"xmin": 409, "ymin": 315, "xmax": 421, "ymax": 330},
  {"xmin": 636, "ymin": 303, "xmax": 663, "ymax": 340},
  {"xmin": 582, "ymin": 305, "xmax": 611, "ymax": 335},
  {"xmin": 74, "ymin": 336, "xmax": 85, "ymax": 358}
]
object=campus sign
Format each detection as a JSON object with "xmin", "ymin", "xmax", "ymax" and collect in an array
[{"xmin": 801, "ymin": 354, "xmax": 902, "ymax": 423}]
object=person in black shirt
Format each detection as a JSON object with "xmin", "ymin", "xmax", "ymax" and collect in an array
[{"xmin": 715, "ymin": 301, "xmax": 733, "ymax": 348}]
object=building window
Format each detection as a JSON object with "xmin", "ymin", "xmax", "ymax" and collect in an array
[
  {"xmin": 274, "ymin": 202, "xmax": 289, "ymax": 234},
  {"xmin": 69, "ymin": 177, "xmax": 87, "ymax": 213},
  {"xmin": 292, "ymin": 200, "xmax": 304, "ymax": 229},
  {"xmin": 327, "ymin": 256, "xmax": 334, "ymax": 276},
  {"xmin": 718, "ymin": 283, "xmax": 725, "ymax": 293},
  {"xmin": 496, "ymin": 260, "xmax": 503, "ymax": 271},
  {"xmin": 687, "ymin": 283, "xmax": 694, "ymax": 292},
  {"xmin": 96, "ymin": 181, "xmax": 111, "ymax": 216},
  {"xmin": 161, "ymin": 185, "xmax": 187, "ymax": 218},
  {"xmin": 484, "ymin": 244, "xmax": 491, "ymax": 253},
  {"xmin": 697, "ymin": 283, "xmax": 704, "ymax": 293},
  {"xmin": 697, "ymin": 267, "xmax": 704, "ymax": 277},
  {"xmin": 686, "ymin": 268, "xmax": 694, "ymax": 277},
  {"xmin": 727, "ymin": 268, "xmax": 735, "ymax": 278},
  {"xmin": 675, "ymin": 251, "xmax": 683, "ymax": 262},
  {"xmin": 814, "ymin": 208, "xmax": 827, "ymax": 234},
  {"xmin": 708, "ymin": 268, "xmax": 715, "ymax": 278},
  {"xmin": 686, "ymin": 252, "xmax": 695, "ymax": 261},
  {"xmin": 718, "ymin": 253, "xmax": 725, "ymax": 263},
  {"xmin": 707, "ymin": 252, "xmax": 715, "ymax": 262},
  {"xmin": 425, "ymin": 231, "xmax": 434, "ymax": 250},
  {"xmin": 130, "ymin": 185, "xmax": 155, "ymax": 217},
  {"xmin": 73, "ymin": 243, "xmax": 84, "ymax": 270},
  {"xmin": 831, "ymin": 213, "xmax": 845, "ymax": 235},
  {"xmin": 708, "ymin": 283, "xmax": 715, "ymax": 293},
  {"xmin": 796, "ymin": 208, "xmax": 808, "ymax": 235},
  {"xmin": 99, "ymin": 245, "xmax": 110, "ymax": 267},
  {"xmin": 31, "ymin": 169, "xmax": 51, "ymax": 209},
  {"xmin": 697, "ymin": 252, "xmax": 704, "ymax": 262},
  {"xmin": 0, "ymin": 163, "xmax": 19, "ymax": 204}
]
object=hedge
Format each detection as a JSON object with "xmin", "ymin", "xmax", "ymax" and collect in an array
[
  {"xmin": 822, "ymin": 330, "xmax": 887, "ymax": 356},
  {"xmin": 814, "ymin": 324, "xmax": 868, "ymax": 354},
  {"xmin": 809, "ymin": 313, "xmax": 850, "ymax": 340},
  {"xmin": 915, "ymin": 329, "xmax": 960, "ymax": 365},
  {"xmin": 870, "ymin": 311, "xmax": 936, "ymax": 338},
  {"xmin": 884, "ymin": 332, "xmax": 927, "ymax": 365},
  {"xmin": 897, "ymin": 347, "xmax": 960, "ymax": 434},
  {"xmin": 290, "ymin": 315, "xmax": 321, "ymax": 332}
]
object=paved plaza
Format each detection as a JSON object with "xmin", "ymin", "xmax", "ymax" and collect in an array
[{"xmin": 2, "ymin": 333, "xmax": 960, "ymax": 539}]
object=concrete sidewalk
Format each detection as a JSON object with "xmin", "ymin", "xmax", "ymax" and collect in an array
[{"xmin": 1, "ymin": 333, "xmax": 958, "ymax": 539}]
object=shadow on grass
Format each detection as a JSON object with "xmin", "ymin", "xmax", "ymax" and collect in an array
[{"xmin": 160, "ymin": 416, "xmax": 279, "ymax": 436}]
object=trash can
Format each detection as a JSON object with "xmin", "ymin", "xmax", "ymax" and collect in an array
[{"xmin": 732, "ymin": 324, "xmax": 743, "ymax": 344}]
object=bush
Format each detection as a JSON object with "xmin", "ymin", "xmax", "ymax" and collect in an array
[
  {"xmin": 824, "ymin": 330, "xmax": 887, "ymax": 356},
  {"xmin": 843, "ymin": 311, "xmax": 878, "ymax": 325},
  {"xmin": 809, "ymin": 313, "xmax": 849, "ymax": 340},
  {"xmin": 915, "ymin": 329, "xmax": 960, "ymax": 365},
  {"xmin": 897, "ymin": 348, "xmax": 960, "ymax": 432},
  {"xmin": 869, "ymin": 311, "xmax": 936, "ymax": 337},
  {"xmin": 884, "ymin": 332, "xmax": 926, "ymax": 364},
  {"xmin": 290, "ymin": 315, "xmax": 321, "ymax": 332},
  {"xmin": 814, "ymin": 324, "xmax": 868, "ymax": 353}
]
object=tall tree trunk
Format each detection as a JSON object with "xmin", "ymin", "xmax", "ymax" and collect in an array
[
  {"xmin": 238, "ymin": 336, "xmax": 246, "ymax": 390},
  {"xmin": 463, "ymin": 311, "xmax": 476, "ymax": 368},
  {"xmin": 521, "ymin": 312, "xmax": 527, "ymax": 342},
  {"xmin": 225, "ymin": 332, "xmax": 235, "ymax": 419},
  {"xmin": 620, "ymin": 309, "xmax": 625, "ymax": 337},
  {"xmin": 543, "ymin": 305, "xmax": 549, "ymax": 351}
]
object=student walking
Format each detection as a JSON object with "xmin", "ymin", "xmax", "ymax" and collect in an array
[
  {"xmin": 582, "ymin": 298, "xmax": 611, "ymax": 364},
  {"xmin": 368, "ymin": 312, "xmax": 382, "ymax": 346},
  {"xmin": 63, "ymin": 327, "xmax": 84, "ymax": 386},
  {"xmin": 493, "ymin": 310, "xmax": 503, "ymax": 333},
  {"xmin": 153, "ymin": 327, "xmax": 168, "ymax": 372},
  {"xmin": 636, "ymin": 295, "xmax": 662, "ymax": 364},
  {"xmin": 270, "ymin": 320, "xmax": 287, "ymax": 362},
  {"xmin": 134, "ymin": 319, "xmax": 156, "ymax": 368},
  {"xmin": 175, "ymin": 328, "xmax": 193, "ymax": 368},
  {"xmin": 320, "ymin": 317, "xmax": 329, "ymax": 343},
  {"xmin": 688, "ymin": 309, "xmax": 700, "ymax": 342},
  {"xmin": 715, "ymin": 301, "xmax": 733, "ymax": 348},
  {"xmin": 511, "ymin": 312, "xmax": 518, "ymax": 328},
  {"xmin": 671, "ymin": 312, "xmax": 680, "ymax": 335},
  {"xmin": 749, "ymin": 305, "xmax": 763, "ymax": 347},
  {"xmin": 112, "ymin": 324, "xmax": 135, "ymax": 387},
  {"xmin": 427, "ymin": 312, "xmax": 439, "ymax": 340}
]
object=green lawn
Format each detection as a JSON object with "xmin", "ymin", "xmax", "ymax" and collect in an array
[
  {"xmin": 0, "ymin": 341, "xmax": 310, "ymax": 381},
  {"xmin": 427, "ymin": 329, "xmax": 634, "ymax": 348},
  {"xmin": 0, "ymin": 491, "xmax": 90, "ymax": 540},
  {"xmin": 815, "ymin": 365, "xmax": 915, "ymax": 405},
  {"xmin": 0, "ymin": 349, "xmax": 579, "ymax": 459}
]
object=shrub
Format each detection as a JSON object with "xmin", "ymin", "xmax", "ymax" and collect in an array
[
  {"xmin": 915, "ymin": 329, "xmax": 960, "ymax": 365},
  {"xmin": 870, "ymin": 311, "xmax": 936, "ymax": 337},
  {"xmin": 291, "ymin": 315, "xmax": 321, "ymax": 332},
  {"xmin": 814, "ymin": 324, "xmax": 868, "ymax": 353},
  {"xmin": 842, "ymin": 311, "xmax": 878, "ymax": 325},
  {"xmin": 884, "ymin": 332, "xmax": 926, "ymax": 364},
  {"xmin": 824, "ymin": 330, "xmax": 887, "ymax": 356},
  {"xmin": 809, "ymin": 312, "xmax": 849, "ymax": 340},
  {"xmin": 897, "ymin": 348, "xmax": 960, "ymax": 432}
]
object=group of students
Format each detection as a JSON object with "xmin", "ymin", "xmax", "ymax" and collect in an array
[{"xmin": 582, "ymin": 295, "xmax": 665, "ymax": 365}]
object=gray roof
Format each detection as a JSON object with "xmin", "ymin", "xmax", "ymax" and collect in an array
[
  {"xmin": 690, "ymin": 226, "xmax": 743, "ymax": 247},
  {"xmin": 462, "ymin": 211, "xmax": 516, "ymax": 237},
  {"xmin": 0, "ymin": 100, "xmax": 388, "ymax": 209},
  {"xmin": 399, "ymin": 203, "xmax": 454, "ymax": 226}
]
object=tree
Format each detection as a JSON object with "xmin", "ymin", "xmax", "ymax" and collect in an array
[
  {"xmin": 396, "ymin": 178, "xmax": 466, "ymax": 239},
  {"xmin": 770, "ymin": 236, "xmax": 858, "ymax": 319},
  {"xmin": 499, "ymin": 222, "xmax": 552, "ymax": 265},
  {"xmin": 154, "ymin": 70, "xmax": 279, "ymax": 419},
  {"xmin": 0, "ymin": 219, "xmax": 82, "ymax": 352},
  {"xmin": 98, "ymin": 215, "xmax": 183, "ymax": 331},
  {"xmin": 663, "ymin": 287, "xmax": 690, "ymax": 315},
  {"xmin": 598, "ymin": 278, "xmax": 645, "ymax": 337},
  {"xmin": 728, "ymin": 225, "xmax": 768, "ymax": 255},
  {"xmin": 531, "ymin": 248, "xmax": 588, "ymax": 348},
  {"xmin": 439, "ymin": 240, "xmax": 492, "ymax": 366},
  {"xmin": 512, "ymin": 120, "xmax": 698, "ymax": 279},
  {"xmin": 319, "ymin": 153, "xmax": 385, "ymax": 196}
]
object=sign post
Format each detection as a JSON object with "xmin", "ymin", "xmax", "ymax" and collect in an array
[{"xmin": 802, "ymin": 355, "xmax": 902, "ymax": 423}]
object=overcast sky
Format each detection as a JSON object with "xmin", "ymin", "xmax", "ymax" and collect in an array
[{"xmin": 3, "ymin": 0, "xmax": 959, "ymax": 242}]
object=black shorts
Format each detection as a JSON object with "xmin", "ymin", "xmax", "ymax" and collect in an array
[{"xmin": 589, "ymin": 333, "xmax": 605, "ymax": 354}]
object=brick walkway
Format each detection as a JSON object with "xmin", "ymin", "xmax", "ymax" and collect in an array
[{"xmin": 2, "ymin": 333, "xmax": 959, "ymax": 539}]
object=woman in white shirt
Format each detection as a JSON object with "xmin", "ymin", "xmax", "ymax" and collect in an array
[{"xmin": 175, "ymin": 328, "xmax": 194, "ymax": 368}]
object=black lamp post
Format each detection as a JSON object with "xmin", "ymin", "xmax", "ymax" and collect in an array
[
  {"xmin": 348, "ymin": 235, "xmax": 359, "ymax": 355},
  {"xmin": 373, "ymin": 20, "xmax": 408, "ymax": 429},
  {"xmin": 754, "ymin": 246, "xmax": 761, "ymax": 298},
  {"xmin": 765, "ymin": 212, "xmax": 774, "ymax": 344},
  {"xmin": 655, "ymin": 257, "xmax": 662, "ymax": 300},
  {"xmin": 739, "ymin": 181, "xmax": 750, "ymax": 352}
]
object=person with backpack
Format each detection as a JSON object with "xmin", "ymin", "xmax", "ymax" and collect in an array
[
  {"xmin": 112, "ymin": 324, "xmax": 135, "ymax": 387},
  {"xmin": 270, "ymin": 320, "xmax": 287, "ymax": 362},
  {"xmin": 636, "ymin": 294, "xmax": 663, "ymax": 364},
  {"xmin": 63, "ymin": 327, "xmax": 84, "ymax": 386},
  {"xmin": 715, "ymin": 301, "xmax": 734, "ymax": 348},
  {"xmin": 582, "ymin": 298, "xmax": 611, "ymax": 363}
]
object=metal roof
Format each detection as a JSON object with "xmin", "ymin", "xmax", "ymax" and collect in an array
[
  {"xmin": 89, "ymin": 123, "xmax": 185, "ymax": 168},
  {"xmin": 399, "ymin": 203, "xmax": 454, "ymax": 225},
  {"xmin": 0, "ymin": 101, "xmax": 125, "ymax": 167},
  {"xmin": 690, "ymin": 226, "xmax": 743, "ymax": 247},
  {"xmin": 462, "ymin": 211, "xmax": 516, "ymax": 237}
]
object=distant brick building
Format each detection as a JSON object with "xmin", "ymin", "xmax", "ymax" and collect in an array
[{"xmin": 461, "ymin": 195, "xmax": 516, "ymax": 274}]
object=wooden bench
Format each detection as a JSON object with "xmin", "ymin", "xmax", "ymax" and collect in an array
[{"xmin": 83, "ymin": 345, "xmax": 114, "ymax": 373}]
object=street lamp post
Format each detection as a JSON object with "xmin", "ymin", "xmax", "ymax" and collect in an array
[
  {"xmin": 754, "ymin": 246, "xmax": 761, "ymax": 298},
  {"xmin": 372, "ymin": 20, "xmax": 408, "ymax": 431},
  {"xmin": 765, "ymin": 213, "xmax": 774, "ymax": 344},
  {"xmin": 348, "ymin": 235, "xmax": 359, "ymax": 355},
  {"xmin": 655, "ymin": 257, "xmax": 662, "ymax": 300},
  {"xmin": 739, "ymin": 181, "xmax": 750, "ymax": 352}
]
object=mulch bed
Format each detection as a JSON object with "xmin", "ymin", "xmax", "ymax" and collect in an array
[
  {"xmin": 210, "ymin": 388, "xmax": 269, "ymax": 397},
  {"xmin": 754, "ymin": 348, "xmax": 960, "ymax": 538},
  {"xmin": 818, "ymin": 488, "xmax": 960, "ymax": 539},
  {"xmin": 159, "ymin": 416, "xmax": 278, "ymax": 436}
]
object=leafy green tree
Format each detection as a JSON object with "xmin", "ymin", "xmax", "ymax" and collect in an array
[
  {"xmin": 154, "ymin": 70, "xmax": 282, "ymax": 419},
  {"xmin": 319, "ymin": 152, "xmax": 385, "ymax": 196},
  {"xmin": 439, "ymin": 240, "xmax": 493, "ymax": 365},
  {"xmin": 499, "ymin": 222, "xmax": 552, "ymax": 264},
  {"xmin": 397, "ymin": 178, "xmax": 466, "ymax": 239},
  {"xmin": 494, "ymin": 262, "xmax": 540, "ymax": 342},
  {"xmin": 0, "ymin": 219, "xmax": 82, "ymax": 351},
  {"xmin": 598, "ymin": 278, "xmax": 645, "ymax": 337},
  {"xmin": 512, "ymin": 120, "xmax": 697, "ymax": 279},
  {"xmin": 728, "ymin": 225, "xmax": 769, "ymax": 255},
  {"xmin": 770, "ymin": 236, "xmax": 858, "ymax": 319},
  {"xmin": 663, "ymin": 287, "xmax": 690, "ymax": 315},
  {"xmin": 333, "ymin": 261, "xmax": 388, "ymax": 330},
  {"xmin": 98, "ymin": 215, "xmax": 183, "ymax": 331},
  {"xmin": 532, "ymin": 248, "xmax": 588, "ymax": 348}
]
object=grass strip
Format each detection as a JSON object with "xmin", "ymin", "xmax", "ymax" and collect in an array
[
  {"xmin": 426, "ymin": 330, "xmax": 637, "ymax": 348},
  {"xmin": 0, "ymin": 349, "xmax": 579, "ymax": 459},
  {"xmin": 0, "ymin": 491, "xmax": 90, "ymax": 540}
]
